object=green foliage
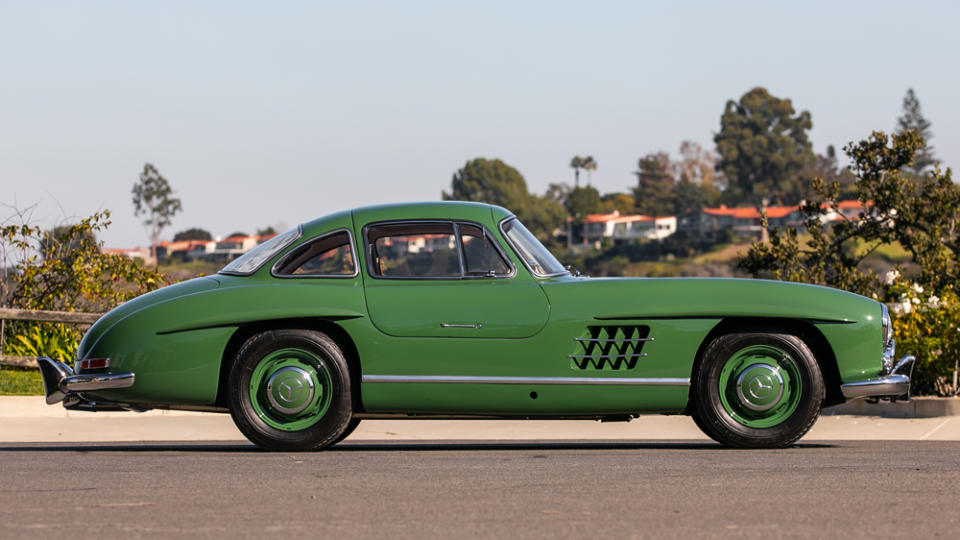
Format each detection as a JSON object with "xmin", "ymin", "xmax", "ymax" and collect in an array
[
  {"xmin": 739, "ymin": 129, "xmax": 960, "ymax": 395},
  {"xmin": 714, "ymin": 87, "xmax": 814, "ymax": 205},
  {"xmin": 896, "ymin": 88, "xmax": 936, "ymax": 174},
  {"xmin": 132, "ymin": 163, "xmax": 182, "ymax": 260},
  {"xmin": 444, "ymin": 158, "xmax": 565, "ymax": 243},
  {"xmin": 173, "ymin": 227, "xmax": 213, "ymax": 242},
  {"xmin": 570, "ymin": 155, "xmax": 596, "ymax": 187},
  {"xmin": 887, "ymin": 283, "xmax": 960, "ymax": 395},
  {"xmin": 4, "ymin": 322, "xmax": 80, "ymax": 363},
  {"xmin": 565, "ymin": 186, "xmax": 602, "ymax": 217},
  {"xmin": 634, "ymin": 152, "xmax": 675, "ymax": 216},
  {"xmin": 2, "ymin": 211, "xmax": 166, "ymax": 313},
  {"xmin": 0, "ymin": 367, "xmax": 43, "ymax": 395}
]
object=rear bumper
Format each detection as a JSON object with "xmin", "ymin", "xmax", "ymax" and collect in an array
[
  {"xmin": 840, "ymin": 355, "xmax": 914, "ymax": 401},
  {"xmin": 37, "ymin": 356, "xmax": 134, "ymax": 405}
]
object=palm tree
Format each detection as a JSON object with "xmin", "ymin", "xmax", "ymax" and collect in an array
[
  {"xmin": 570, "ymin": 156, "xmax": 584, "ymax": 187},
  {"xmin": 582, "ymin": 156, "xmax": 597, "ymax": 185}
]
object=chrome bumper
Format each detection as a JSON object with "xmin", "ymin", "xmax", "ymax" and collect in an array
[
  {"xmin": 840, "ymin": 355, "xmax": 915, "ymax": 401},
  {"xmin": 37, "ymin": 356, "xmax": 135, "ymax": 406}
]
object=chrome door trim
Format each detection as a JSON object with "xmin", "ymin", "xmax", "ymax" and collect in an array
[{"xmin": 362, "ymin": 374, "xmax": 690, "ymax": 386}]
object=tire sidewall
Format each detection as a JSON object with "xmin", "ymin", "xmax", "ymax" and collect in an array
[
  {"xmin": 228, "ymin": 329, "xmax": 352, "ymax": 451},
  {"xmin": 694, "ymin": 332, "xmax": 824, "ymax": 448}
]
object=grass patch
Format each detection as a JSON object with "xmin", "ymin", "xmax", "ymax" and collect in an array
[{"xmin": 0, "ymin": 367, "xmax": 43, "ymax": 395}]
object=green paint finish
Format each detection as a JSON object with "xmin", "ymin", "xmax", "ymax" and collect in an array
[
  {"xmin": 65, "ymin": 201, "xmax": 891, "ymax": 418},
  {"xmin": 718, "ymin": 344, "xmax": 801, "ymax": 428},
  {"xmin": 249, "ymin": 348, "xmax": 332, "ymax": 431}
]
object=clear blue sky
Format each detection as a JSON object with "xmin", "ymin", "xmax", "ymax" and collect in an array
[{"xmin": 2, "ymin": 0, "xmax": 957, "ymax": 248}]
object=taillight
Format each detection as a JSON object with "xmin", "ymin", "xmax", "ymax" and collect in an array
[{"xmin": 77, "ymin": 358, "xmax": 110, "ymax": 371}]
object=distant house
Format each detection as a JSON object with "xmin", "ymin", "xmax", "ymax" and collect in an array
[
  {"xmin": 106, "ymin": 233, "xmax": 280, "ymax": 265},
  {"xmin": 580, "ymin": 211, "xmax": 677, "ymax": 246},
  {"xmin": 103, "ymin": 247, "xmax": 152, "ymax": 265},
  {"xmin": 678, "ymin": 205, "xmax": 803, "ymax": 241}
]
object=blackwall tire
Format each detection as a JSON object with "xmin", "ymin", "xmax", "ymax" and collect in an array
[
  {"xmin": 228, "ymin": 329, "xmax": 352, "ymax": 451},
  {"xmin": 690, "ymin": 332, "xmax": 824, "ymax": 448}
]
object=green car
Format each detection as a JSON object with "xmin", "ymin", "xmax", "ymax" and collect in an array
[{"xmin": 38, "ymin": 202, "xmax": 913, "ymax": 450}]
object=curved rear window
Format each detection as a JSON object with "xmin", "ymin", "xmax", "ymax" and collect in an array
[{"xmin": 219, "ymin": 227, "xmax": 301, "ymax": 275}]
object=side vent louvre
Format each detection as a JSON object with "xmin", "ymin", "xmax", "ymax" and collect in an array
[{"xmin": 568, "ymin": 325, "xmax": 653, "ymax": 371}]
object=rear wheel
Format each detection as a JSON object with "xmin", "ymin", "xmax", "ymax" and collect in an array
[
  {"xmin": 228, "ymin": 329, "xmax": 352, "ymax": 451},
  {"xmin": 691, "ymin": 332, "xmax": 824, "ymax": 448}
]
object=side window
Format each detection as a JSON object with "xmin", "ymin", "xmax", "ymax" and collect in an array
[
  {"xmin": 367, "ymin": 223, "xmax": 460, "ymax": 278},
  {"xmin": 459, "ymin": 224, "xmax": 511, "ymax": 276},
  {"xmin": 274, "ymin": 231, "xmax": 355, "ymax": 276}
]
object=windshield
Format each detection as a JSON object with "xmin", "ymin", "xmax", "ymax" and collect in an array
[
  {"xmin": 219, "ymin": 226, "xmax": 301, "ymax": 275},
  {"xmin": 501, "ymin": 218, "xmax": 567, "ymax": 277}
]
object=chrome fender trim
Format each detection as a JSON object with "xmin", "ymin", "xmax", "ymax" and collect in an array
[{"xmin": 363, "ymin": 374, "xmax": 690, "ymax": 386}]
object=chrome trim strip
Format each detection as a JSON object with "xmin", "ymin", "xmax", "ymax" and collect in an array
[
  {"xmin": 566, "ymin": 354, "xmax": 647, "ymax": 359},
  {"xmin": 362, "ymin": 374, "xmax": 690, "ymax": 386},
  {"xmin": 573, "ymin": 338, "xmax": 655, "ymax": 343}
]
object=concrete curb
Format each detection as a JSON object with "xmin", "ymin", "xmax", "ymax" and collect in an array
[
  {"xmin": 824, "ymin": 396, "xmax": 960, "ymax": 418},
  {"xmin": 3, "ymin": 395, "xmax": 960, "ymax": 418},
  {"xmin": 0, "ymin": 396, "xmax": 210, "ymax": 418}
]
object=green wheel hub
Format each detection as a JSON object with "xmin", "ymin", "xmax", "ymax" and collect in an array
[
  {"xmin": 718, "ymin": 344, "xmax": 802, "ymax": 428},
  {"xmin": 249, "ymin": 348, "xmax": 333, "ymax": 431}
]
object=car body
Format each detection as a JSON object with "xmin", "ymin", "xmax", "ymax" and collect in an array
[{"xmin": 38, "ymin": 201, "xmax": 914, "ymax": 449}]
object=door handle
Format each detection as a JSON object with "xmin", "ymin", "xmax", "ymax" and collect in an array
[{"xmin": 440, "ymin": 323, "xmax": 483, "ymax": 329}]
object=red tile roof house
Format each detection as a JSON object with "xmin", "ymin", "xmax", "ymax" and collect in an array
[
  {"xmin": 677, "ymin": 205, "xmax": 803, "ymax": 242},
  {"xmin": 579, "ymin": 211, "xmax": 677, "ymax": 246}
]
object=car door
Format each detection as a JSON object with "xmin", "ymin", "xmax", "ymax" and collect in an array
[{"xmin": 360, "ymin": 220, "xmax": 550, "ymax": 338}]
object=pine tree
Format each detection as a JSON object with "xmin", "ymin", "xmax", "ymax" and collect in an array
[{"xmin": 896, "ymin": 88, "xmax": 937, "ymax": 174}]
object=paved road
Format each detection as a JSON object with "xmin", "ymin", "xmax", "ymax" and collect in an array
[{"xmin": 2, "ymin": 440, "xmax": 958, "ymax": 539}]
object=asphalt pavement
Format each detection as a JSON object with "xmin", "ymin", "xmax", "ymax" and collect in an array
[{"xmin": 1, "ymin": 439, "xmax": 958, "ymax": 539}]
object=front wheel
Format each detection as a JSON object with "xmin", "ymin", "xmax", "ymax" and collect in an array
[
  {"xmin": 690, "ymin": 332, "xmax": 824, "ymax": 448},
  {"xmin": 228, "ymin": 329, "xmax": 353, "ymax": 451}
]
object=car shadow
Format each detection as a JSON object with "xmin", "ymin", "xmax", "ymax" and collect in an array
[{"xmin": 0, "ymin": 439, "xmax": 836, "ymax": 452}]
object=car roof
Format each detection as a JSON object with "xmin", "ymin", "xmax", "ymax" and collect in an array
[{"xmin": 352, "ymin": 201, "xmax": 513, "ymax": 228}]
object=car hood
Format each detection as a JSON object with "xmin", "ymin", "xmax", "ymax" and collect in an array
[{"xmin": 76, "ymin": 276, "xmax": 221, "ymax": 360}]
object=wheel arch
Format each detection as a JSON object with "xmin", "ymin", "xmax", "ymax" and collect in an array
[
  {"xmin": 685, "ymin": 317, "xmax": 844, "ymax": 412},
  {"xmin": 214, "ymin": 318, "xmax": 363, "ymax": 412}
]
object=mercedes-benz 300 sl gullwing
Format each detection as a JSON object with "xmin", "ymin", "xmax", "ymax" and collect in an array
[{"xmin": 38, "ymin": 202, "xmax": 914, "ymax": 450}]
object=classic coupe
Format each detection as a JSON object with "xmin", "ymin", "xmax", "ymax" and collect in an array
[{"xmin": 38, "ymin": 202, "xmax": 913, "ymax": 449}]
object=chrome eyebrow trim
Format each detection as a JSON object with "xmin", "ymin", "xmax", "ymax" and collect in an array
[
  {"xmin": 362, "ymin": 375, "xmax": 690, "ymax": 386},
  {"xmin": 566, "ymin": 354, "xmax": 648, "ymax": 359},
  {"xmin": 573, "ymin": 338, "xmax": 655, "ymax": 343}
]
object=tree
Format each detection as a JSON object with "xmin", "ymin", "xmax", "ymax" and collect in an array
[
  {"xmin": 564, "ymin": 186, "xmax": 603, "ymax": 218},
  {"xmin": 672, "ymin": 178, "xmax": 721, "ymax": 214},
  {"xmin": 444, "ymin": 157, "xmax": 564, "ymax": 242},
  {"xmin": 581, "ymin": 156, "xmax": 597, "ymax": 185},
  {"xmin": 256, "ymin": 226, "xmax": 277, "ymax": 236},
  {"xmin": 599, "ymin": 192, "xmax": 636, "ymax": 215},
  {"xmin": 714, "ymin": 87, "xmax": 814, "ymax": 205},
  {"xmin": 896, "ymin": 88, "xmax": 937, "ymax": 174},
  {"xmin": 173, "ymin": 228, "xmax": 212, "ymax": 242},
  {"xmin": 739, "ymin": 129, "xmax": 959, "ymax": 394},
  {"xmin": 132, "ymin": 163, "xmax": 182, "ymax": 262},
  {"xmin": 634, "ymin": 152, "xmax": 675, "ymax": 216},
  {"xmin": 570, "ymin": 156, "xmax": 585, "ymax": 187},
  {"xmin": 675, "ymin": 141, "xmax": 720, "ymax": 187}
]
